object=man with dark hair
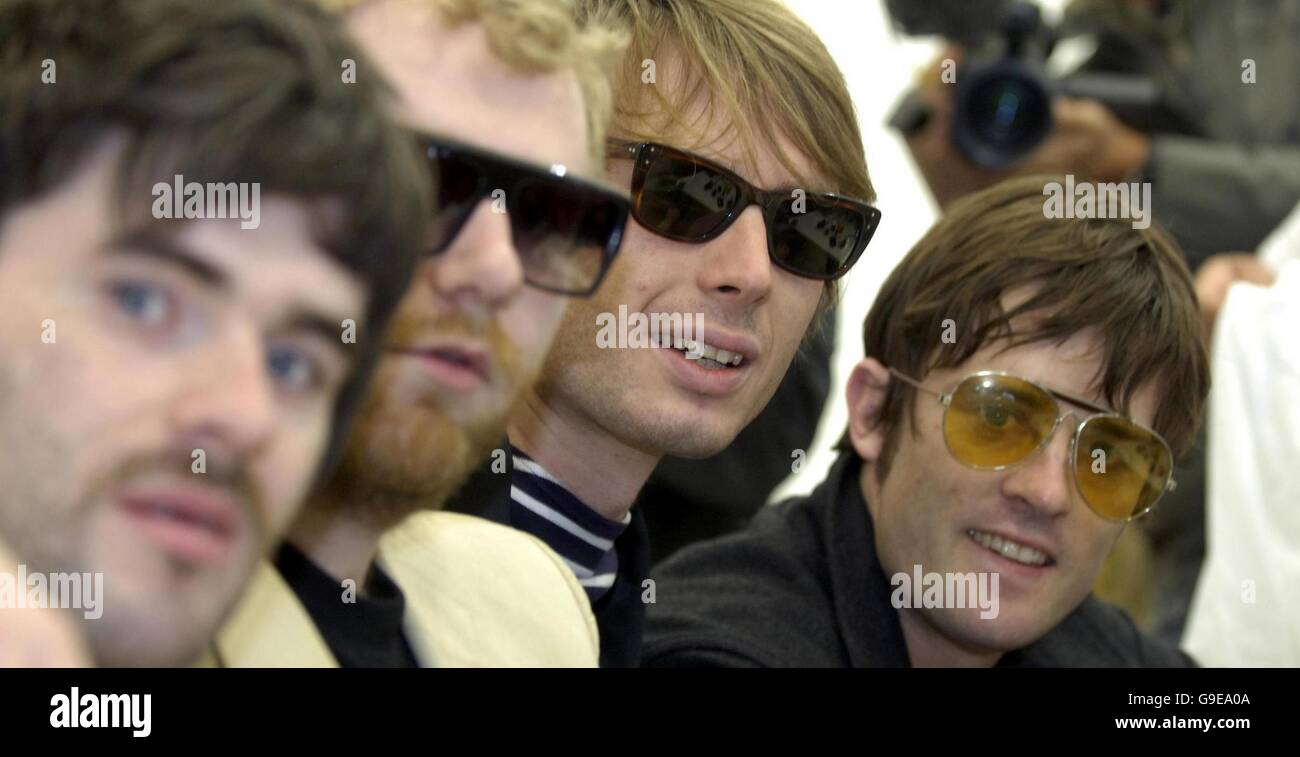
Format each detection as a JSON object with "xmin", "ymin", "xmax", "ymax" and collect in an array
[
  {"xmin": 0, "ymin": 0, "xmax": 428, "ymax": 666},
  {"xmin": 643, "ymin": 175, "xmax": 1209, "ymax": 667}
]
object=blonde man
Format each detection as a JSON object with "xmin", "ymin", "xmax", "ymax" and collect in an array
[
  {"xmin": 447, "ymin": 0, "xmax": 880, "ymax": 666},
  {"xmin": 213, "ymin": 0, "xmax": 630, "ymax": 666}
]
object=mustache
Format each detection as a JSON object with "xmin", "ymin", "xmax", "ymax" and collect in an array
[
  {"xmin": 86, "ymin": 448, "xmax": 268, "ymax": 536},
  {"xmin": 382, "ymin": 308, "xmax": 525, "ymax": 383}
]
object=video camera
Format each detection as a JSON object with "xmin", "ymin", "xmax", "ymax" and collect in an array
[{"xmin": 887, "ymin": 0, "xmax": 1169, "ymax": 168}]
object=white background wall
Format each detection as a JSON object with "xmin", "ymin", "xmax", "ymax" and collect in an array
[{"xmin": 772, "ymin": 0, "xmax": 1069, "ymax": 500}]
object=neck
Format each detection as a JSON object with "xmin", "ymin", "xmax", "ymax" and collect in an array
[
  {"xmin": 285, "ymin": 494, "xmax": 391, "ymax": 587},
  {"xmin": 509, "ymin": 390, "xmax": 659, "ymax": 521}
]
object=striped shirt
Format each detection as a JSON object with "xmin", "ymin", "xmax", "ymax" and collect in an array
[{"xmin": 508, "ymin": 446, "xmax": 630, "ymax": 605}]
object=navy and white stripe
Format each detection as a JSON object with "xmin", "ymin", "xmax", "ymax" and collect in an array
[{"xmin": 509, "ymin": 446, "xmax": 630, "ymax": 604}]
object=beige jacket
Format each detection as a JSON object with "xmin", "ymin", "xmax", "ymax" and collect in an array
[{"xmin": 208, "ymin": 512, "xmax": 598, "ymax": 667}]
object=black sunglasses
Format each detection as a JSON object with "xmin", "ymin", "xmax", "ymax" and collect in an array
[
  {"xmin": 420, "ymin": 134, "xmax": 630, "ymax": 297},
  {"xmin": 608, "ymin": 140, "xmax": 881, "ymax": 280}
]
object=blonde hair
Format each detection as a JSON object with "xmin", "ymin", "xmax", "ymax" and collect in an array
[
  {"xmin": 575, "ymin": 0, "xmax": 873, "ymax": 309},
  {"xmin": 311, "ymin": 0, "xmax": 626, "ymax": 165}
]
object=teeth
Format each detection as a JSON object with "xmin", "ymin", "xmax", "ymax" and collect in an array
[
  {"xmin": 968, "ymin": 529, "xmax": 1049, "ymax": 567},
  {"xmin": 650, "ymin": 329, "xmax": 747, "ymax": 367},
  {"xmin": 679, "ymin": 339, "xmax": 744, "ymax": 367}
]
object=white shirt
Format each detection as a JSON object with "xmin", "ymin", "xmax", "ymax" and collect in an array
[{"xmin": 1183, "ymin": 256, "xmax": 1300, "ymax": 666}]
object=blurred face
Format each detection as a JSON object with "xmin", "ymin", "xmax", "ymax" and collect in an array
[
  {"xmin": 861, "ymin": 333, "xmax": 1157, "ymax": 656},
  {"xmin": 0, "ymin": 136, "xmax": 365, "ymax": 666},
  {"xmin": 327, "ymin": 0, "xmax": 590, "ymax": 512},
  {"xmin": 537, "ymin": 54, "xmax": 826, "ymax": 459}
]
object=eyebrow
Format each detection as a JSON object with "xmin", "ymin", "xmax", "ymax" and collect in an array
[
  {"xmin": 1043, "ymin": 385, "xmax": 1114, "ymax": 416},
  {"xmin": 105, "ymin": 228, "xmax": 361, "ymax": 368},
  {"xmin": 105, "ymin": 229, "xmax": 229, "ymax": 289}
]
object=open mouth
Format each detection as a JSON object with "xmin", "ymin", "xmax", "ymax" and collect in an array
[
  {"xmin": 653, "ymin": 332, "xmax": 747, "ymax": 370},
  {"xmin": 967, "ymin": 529, "xmax": 1055, "ymax": 568},
  {"xmin": 426, "ymin": 348, "xmax": 486, "ymax": 377},
  {"xmin": 392, "ymin": 344, "xmax": 491, "ymax": 392}
]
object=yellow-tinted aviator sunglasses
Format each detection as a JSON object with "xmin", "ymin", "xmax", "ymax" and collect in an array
[{"xmin": 888, "ymin": 369, "xmax": 1175, "ymax": 522}]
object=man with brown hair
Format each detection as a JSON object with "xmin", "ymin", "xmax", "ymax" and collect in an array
[
  {"xmin": 643, "ymin": 175, "xmax": 1209, "ymax": 667},
  {"xmin": 448, "ymin": 0, "xmax": 881, "ymax": 666},
  {"xmin": 0, "ymin": 0, "xmax": 428, "ymax": 666}
]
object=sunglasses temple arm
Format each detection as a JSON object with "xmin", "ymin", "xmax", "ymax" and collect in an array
[
  {"xmin": 604, "ymin": 140, "xmax": 639, "ymax": 161},
  {"xmin": 886, "ymin": 367, "xmax": 946, "ymax": 402}
]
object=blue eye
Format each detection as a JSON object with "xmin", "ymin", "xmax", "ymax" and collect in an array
[
  {"xmin": 267, "ymin": 346, "xmax": 322, "ymax": 393},
  {"xmin": 113, "ymin": 281, "xmax": 171, "ymax": 326}
]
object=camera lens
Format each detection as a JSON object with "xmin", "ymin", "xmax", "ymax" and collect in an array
[{"xmin": 953, "ymin": 64, "xmax": 1053, "ymax": 167}]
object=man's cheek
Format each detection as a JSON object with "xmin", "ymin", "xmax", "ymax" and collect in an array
[
  {"xmin": 257, "ymin": 433, "xmax": 325, "ymax": 538},
  {"xmin": 505, "ymin": 302, "xmax": 565, "ymax": 374},
  {"xmin": 1076, "ymin": 525, "xmax": 1125, "ymax": 589}
]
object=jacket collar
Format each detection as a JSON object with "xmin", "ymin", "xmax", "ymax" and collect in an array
[
  {"xmin": 212, "ymin": 560, "xmax": 338, "ymax": 667},
  {"xmin": 811, "ymin": 452, "xmax": 912, "ymax": 667}
]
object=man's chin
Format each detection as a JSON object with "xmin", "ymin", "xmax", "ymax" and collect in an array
[
  {"xmin": 327, "ymin": 408, "xmax": 504, "ymax": 520},
  {"xmin": 82, "ymin": 579, "xmax": 241, "ymax": 667},
  {"xmin": 622, "ymin": 406, "xmax": 744, "ymax": 460},
  {"xmin": 932, "ymin": 604, "xmax": 1063, "ymax": 655}
]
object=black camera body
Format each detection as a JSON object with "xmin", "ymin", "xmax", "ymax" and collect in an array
[
  {"xmin": 888, "ymin": 0, "xmax": 1163, "ymax": 168},
  {"xmin": 950, "ymin": 2, "xmax": 1056, "ymax": 167}
]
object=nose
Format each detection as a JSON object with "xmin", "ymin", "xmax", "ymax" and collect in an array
[
  {"xmin": 1000, "ymin": 414, "xmax": 1076, "ymax": 519},
  {"xmin": 423, "ymin": 199, "xmax": 524, "ymax": 310},
  {"xmin": 168, "ymin": 328, "xmax": 277, "ymax": 466},
  {"xmin": 694, "ymin": 205, "xmax": 772, "ymax": 306}
]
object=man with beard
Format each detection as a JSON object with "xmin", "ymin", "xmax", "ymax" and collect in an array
[
  {"xmin": 213, "ymin": 0, "xmax": 630, "ymax": 666},
  {"xmin": 0, "ymin": 0, "xmax": 428, "ymax": 666}
]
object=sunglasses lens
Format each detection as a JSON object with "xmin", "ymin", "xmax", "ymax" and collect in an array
[
  {"xmin": 513, "ymin": 178, "xmax": 625, "ymax": 295},
  {"xmin": 768, "ymin": 197, "xmax": 873, "ymax": 279},
  {"xmin": 944, "ymin": 374, "xmax": 1058, "ymax": 468},
  {"xmin": 635, "ymin": 149, "xmax": 740, "ymax": 240},
  {"xmin": 429, "ymin": 151, "xmax": 483, "ymax": 252},
  {"xmin": 1074, "ymin": 416, "xmax": 1172, "ymax": 520},
  {"xmin": 424, "ymin": 140, "xmax": 628, "ymax": 295}
]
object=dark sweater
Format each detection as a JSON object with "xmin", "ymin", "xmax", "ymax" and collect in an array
[
  {"xmin": 643, "ymin": 452, "xmax": 1197, "ymax": 668},
  {"xmin": 276, "ymin": 542, "xmax": 418, "ymax": 668}
]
